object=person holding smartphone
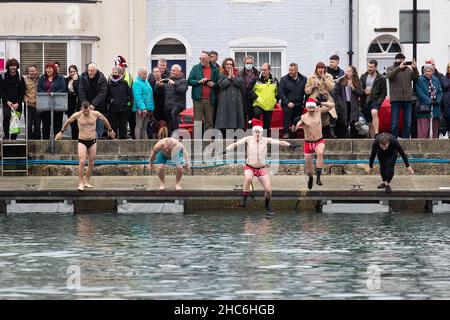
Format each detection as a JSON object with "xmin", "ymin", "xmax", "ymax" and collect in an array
[
  {"xmin": 188, "ymin": 51, "xmax": 219, "ymax": 132},
  {"xmin": 386, "ymin": 53, "xmax": 419, "ymax": 139}
]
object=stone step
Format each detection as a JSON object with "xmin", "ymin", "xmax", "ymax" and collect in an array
[
  {"xmin": 19, "ymin": 139, "xmax": 450, "ymax": 156},
  {"xmin": 29, "ymin": 162, "xmax": 450, "ymax": 177}
]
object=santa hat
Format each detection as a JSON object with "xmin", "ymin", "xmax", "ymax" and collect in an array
[
  {"xmin": 249, "ymin": 118, "xmax": 263, "ymax": 132},
  {"xmin": 305, "ymin": 98, "xmax": 317, "ymax": 108},
  {"xmin": 114, "ymin": 55, "xmax": 128, "ymax": 68}
]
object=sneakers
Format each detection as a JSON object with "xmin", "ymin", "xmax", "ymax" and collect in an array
[
  {"xmin": 377, "ymin": 183, "xmax": 387, "ymax": 189},
  {"xmin": 439, "ymin": 132, "xmax": 449, "ymax": 139},
  {"xmin": 307, "ymin": 176, "xmax": 314, "ymax": 190},
  {"xmin": 385, "ymin": 185, "xmax": 392, "ymax": 194}
]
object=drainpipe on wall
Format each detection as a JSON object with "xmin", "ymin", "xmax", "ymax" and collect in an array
[
  {"xmin": 129, "ymin": 0, "xmax": 134, "ymax": 74},
  {"xmin": 412, "ymin": 0, "xmax": 417, "ymax": 60},
  {"xmin": 348, "ymin": 0, "xmax": 354, "ymax": 66}
]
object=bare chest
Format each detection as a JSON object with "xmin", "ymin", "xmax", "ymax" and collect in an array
[
  {"xmin": 302, "ymin": 114, "xmax": 321, "ymax": 128},
  {"xmin": 78, "ymin": 115, "xmax": 97, "ymax": 128}
]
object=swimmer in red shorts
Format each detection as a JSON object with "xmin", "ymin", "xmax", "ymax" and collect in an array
[
  {"xmin": 292, "ymin": 97, "xmax": 335, "ymax": 190},
  {"xmin": 225, "ymin": 119, "xmax": 292, "ymax": 215}
]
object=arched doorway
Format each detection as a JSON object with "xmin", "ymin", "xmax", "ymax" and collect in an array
[
  {"xmin": 150, "ymin": 38, "xmax": 187, "ymax": 76},
  {"xmin": 367, "ymin": 35, "xmax": 403, "ymax": 74}
]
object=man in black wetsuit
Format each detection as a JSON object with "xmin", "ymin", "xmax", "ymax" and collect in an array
[{"xmin": 369, "ymin": 133, "xmax": 414, "ymax": 193}]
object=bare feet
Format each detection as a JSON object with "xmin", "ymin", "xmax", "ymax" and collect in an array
[
  {"xmin": 175, "ymin": 184, "xmax": 182, "ymax": 191},
  {"xmin": 159, "ymin": 184, "xmax": 166, "ymax": 191},
  {"xmin": 83, "ymin": 179, "xmax": 94, "ymax": 188}
]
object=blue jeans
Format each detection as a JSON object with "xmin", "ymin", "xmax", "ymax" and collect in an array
[
  {"xmin": 391, "ymin": 101, "xmax": 412, "ymax": 138},
  {"xmin": 96, "ymin": 119, "xmax": 104, "ymax": 139}
]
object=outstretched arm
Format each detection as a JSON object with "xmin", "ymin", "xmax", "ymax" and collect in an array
[
  {"xmin": 225, "ymin": 137, "xmax": 248, "ymax": 152},
  {"xmin": 55, "ymin": 112, "xmax": 79, "ymax": 140},
  {"xmin": 267, "ymin": 138, "xmax": 291, "ymax": 147}
]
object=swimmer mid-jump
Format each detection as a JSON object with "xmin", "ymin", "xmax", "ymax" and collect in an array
[
  {"xmin": 292, "ymin": 97, "xmax": 335, "ymax": 189},
  {"xmin": 225, "ymin": 118, "xmax": 292, "ymax": 215}
]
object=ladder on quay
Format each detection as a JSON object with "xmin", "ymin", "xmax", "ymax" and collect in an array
[{"xmin": 1, "ymin": 102, "xmax": 28, "ymax": 176}]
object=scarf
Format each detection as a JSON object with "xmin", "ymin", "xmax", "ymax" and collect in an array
[
  {"xmin": 428, "ymin": 77, "xmax": 436, "ymax": 100},
  {"xmin": 243, "ymin": 69, "xmax": 257, "ymax": 89},
  {"xmin": 111, "ymin": 76, "xmax": 123, "ymax": 83}
]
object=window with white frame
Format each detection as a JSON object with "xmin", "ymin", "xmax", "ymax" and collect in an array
[
  {"xmin": 234, "ymin": 50, "xmax": 282, "ymax": 79},
  {"xmin": 19, "ymin": 42, "xmax": 68, "ymax": 75}
]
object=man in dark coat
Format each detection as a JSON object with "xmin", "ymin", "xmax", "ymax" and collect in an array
[
  {"xmin": 155, "ymin": 64, "xmax": 188, "ymax": 134},
  {"xmin": 238, "ymin": 55, "xmax": 260, "ymax": 127},
  {"xmin": 78, "ymin": 63, "xmax": 108, "ymax": 139},
  {"xmin": 360, "ymin": 59, "xmax": 387, "ymax": 138},
  {"xmin": 279, "ymin": 63, "xmax": 307, "ymax": 138}
]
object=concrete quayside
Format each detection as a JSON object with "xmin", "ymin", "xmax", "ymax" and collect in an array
[{"xmin": 1, "ymin": 139, "xmax": 449, "ymax": 214}]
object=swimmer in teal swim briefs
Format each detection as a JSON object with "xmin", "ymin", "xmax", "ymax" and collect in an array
[{"xmin": 148, "ymin": 137, "xmax": 191, "ymax": 190}]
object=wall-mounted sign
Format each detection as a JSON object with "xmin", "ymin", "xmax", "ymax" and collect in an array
[{"xmin": 0, "ymin": 42, "xmax": 6, "ymax": 72}]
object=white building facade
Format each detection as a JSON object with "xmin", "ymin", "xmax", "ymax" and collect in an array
[
  {"xmin": 358, "ymin": 0, "xmax": 450, "ymax": 74},
  {"xmin": 148, "ymin": 0, "xmax": 358, "ymax": 107},
  {"xmin": 0, "ymin": 0, "xmax": 147, "ymax": 76}
]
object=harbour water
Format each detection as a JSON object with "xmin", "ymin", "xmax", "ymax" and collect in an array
[{"xmin": 0, "ymin": 212, "xmax": 449, "ymax": 299}]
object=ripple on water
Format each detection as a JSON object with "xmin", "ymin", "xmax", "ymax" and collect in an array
[
  {"xmin": 20, "ymin": 251, "xmax": 81, "ymax": 258},
  {"xmin": 1, "ymin": 212, "xmax": 450, "ymax": 299}
]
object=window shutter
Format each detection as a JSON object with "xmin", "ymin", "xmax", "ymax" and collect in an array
[
  {"xmin": 44, "ymin": 43, "xmax": 68, "ymax": 76},
  {"xmin": 19, "ymin": 43, "xmax": 43, "ymax": 75}
]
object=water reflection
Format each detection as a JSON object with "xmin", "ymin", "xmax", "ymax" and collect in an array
[{"xmin": 0, "ymin": 212, "xmax": 449, "ymax": 299}]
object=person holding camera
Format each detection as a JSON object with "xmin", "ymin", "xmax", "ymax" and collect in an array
[
  {"xmin": 386, "ymin": 53, "xmax": 419, "ymax": 139},
  {"xmin": 292, "ymin": 98, "xmax": 335, "ymax": 189},
  {"xmin": 151, "ymin": 67, "xmax": 167, "ymax": 124},
  {"xmin": 305, "ymin": 62, "xmax": 337, "ymax": 138},
  {"xmin": 158, "ymin": 64, "xmax": 188, "ymax": 135},
  {"xmin": 188, "ymin": 51, "xmax": 219, "ymax": 132},
  {"xmin": 415, "ymin": 63, "xmax": 443, "ymax": 138}
]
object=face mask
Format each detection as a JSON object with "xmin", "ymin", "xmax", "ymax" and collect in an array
[
  {"xmin": 112, "ymin": 75, "xmax": 120, "ymax": 80},
  {"xmin": 244, "ymin": 64, "xmax": 253, "ymax": 70}
]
